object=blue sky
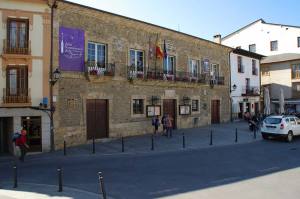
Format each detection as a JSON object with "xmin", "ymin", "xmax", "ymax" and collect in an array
[{"xmin": 68, "ymin": 0, "xmax": 300, "ymax": 41}]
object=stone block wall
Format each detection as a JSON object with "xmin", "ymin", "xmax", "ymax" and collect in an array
[{"xmin": 52, "ymin": 1, "xmax": 232, "ymax": 149}]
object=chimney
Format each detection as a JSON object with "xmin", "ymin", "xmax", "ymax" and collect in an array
[{"xmin": 213, "ymin": 34, "xmax": 221, "ymax": 44}]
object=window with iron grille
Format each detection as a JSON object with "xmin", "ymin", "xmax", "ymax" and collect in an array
[
  {"xmin": 6, "ymin": 65, "xmax": 28, "ymax": 96},
  {"xmin": 192, "ymin": 100, "xmax": 199, "ymax": 112},
  {"xmin": 132, "ymin": 99, "xmax": 144, "ymax": 114}
]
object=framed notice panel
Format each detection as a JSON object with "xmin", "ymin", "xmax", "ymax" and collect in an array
[
  {"xmin": 179, "ymin": 105, "xmax": 191, "ymax": 115},
  {"xmin": 147, "ymin": 105, "xmax": 161, "ymax": 117}
]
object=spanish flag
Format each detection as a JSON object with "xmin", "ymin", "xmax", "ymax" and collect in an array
[{"xmin": 156, "ymin": 44, "xmax": 163, "ymax": 59}]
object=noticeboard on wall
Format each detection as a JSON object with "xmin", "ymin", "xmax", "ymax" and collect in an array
[
  {"xmin": 179, "ymin": 105, "xmax": 191, "ymax": 115},
  {"xmin": 146, "ymin": 105, "xmax": 161, "ymax": 117}
]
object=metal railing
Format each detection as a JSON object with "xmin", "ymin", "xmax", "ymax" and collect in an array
[
  {"xmin": 86, "ymin": 62, "xmax": 115, "ymax": 76},
  {"xmin": 3, "ymin": 88, "xmax": 31, "ymax": 104},
  {"xmin": 242, "ymin": 86, "xmax": 260, "ymax": 96},
  {"xmin": 127, "ymin": 67, "xmax": 225, "ymax": 85},
  {"xmin": 3, "ymin": 39, "xmax": 31, "ymax": 55}
]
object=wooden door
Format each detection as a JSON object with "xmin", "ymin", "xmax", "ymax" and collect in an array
[
  {"xmin": 86, "ymin": 99, "xmax": 108, "ymax": 140},
  {"xmin": 163, "ymin": 99, "xmax": 176, "ymax": 129},
  {"xmin": 211, "ymin": 100, "xmax": 220, "ymax": 124}
]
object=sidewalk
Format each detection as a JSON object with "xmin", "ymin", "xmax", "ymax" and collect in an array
[
  {"xmin": 0, "ymin": 183, "xmax": 109, "ymax": 199},
  {"xmin": 1, "ymin": 121, "xmax": 260, "ymax": 164}
]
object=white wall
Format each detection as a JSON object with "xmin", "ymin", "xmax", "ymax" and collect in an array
[
  {"xmin": 222, "ymin": 20, "xmax": 300, "ymax": 56},
  {"xmin": 30, "ymin": 59, "xmax": 43, "ymax": 106},
  {"xmin": 230, "ymin": 52, "xmax": 260, "ymax": 98}
]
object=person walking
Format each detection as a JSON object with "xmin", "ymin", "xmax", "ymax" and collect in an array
[
  {"xmin": 166, "ymin": 114, "xmax": 173, "ymax": 138},
  {"xmin": 152, "ymin": 115, "xmax": 160, "ymax": 135},
  {"xmin": 15, "ymin": 127, "xmax": 29, "ymax": 162},
  {"xmin": 161, "ymin": 114, "xmax": 167, "ymax": 136}
]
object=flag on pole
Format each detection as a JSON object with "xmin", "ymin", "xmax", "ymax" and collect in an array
[{"xmin": 156, "ymin": 42, "xmax": 163, "ymax": 59}]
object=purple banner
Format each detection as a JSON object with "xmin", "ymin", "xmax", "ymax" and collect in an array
[{"xmin": 59, "ymin": 27, "xmax": 84, "ymax": 72}]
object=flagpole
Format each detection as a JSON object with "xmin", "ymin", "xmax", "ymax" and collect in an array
[
  {"xmin": 154, "ymin": 33, "xmax": 159, "ymax": 78},
  {"xmin": 147, "ymin": 35, "xmax": 151, "ymax": 78}
]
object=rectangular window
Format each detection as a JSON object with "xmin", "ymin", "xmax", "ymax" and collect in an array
[
  {"xmin": 210, "ymin": 64, "xmax": 220, "ymax": 77},
  {"xmin": 6, "ymin": 65, "xmax": 28, "ymax": 96},
  {"xmin": 237, "ymin": 56, "xmax": 243, "ymax": 73},
  {"xmin": 192, "ymin": 100, "xmax": 199, "ymax": 112},
  {"xmin": 163, "ymin": 55, "xmax": 175, "ymax": 75},
  {"xmin": 7, "ymin": 18, "xmax": 29, "ymax": 53},
  {"xmin": 252, "ymin": 59, "xmax": 257, "ymax": 75},
  {"xmin": 249, "ymin": 44, "xmax": 256, "ymax": 52},
  {"xmin": 270, "ymin": 40, "xmax": 278, "ymax": 51},
  {"xmin": 129, "ymin": 49, "xmax": 144, "ymax": 73},
  {"xmin": 292, "ymin": 64, "xmax": 300, "ymax": 79},
  {"xmin": 202, "ymin": 59, "xmax": 210, "ymax": 74},
  {"xmin": 132, "ymin": 99, "xmax": 144, "ymax": 114},
  {"xmin": 298, "ymin": 37, "xmax": 300, "ymax": 48},
  {"xmin": 189, "ymin": 59, "xmax": 199, "ymax": 78},
  {"xmin": 87, "ymin": 42, "xmax": 106, "ymax": 68}
]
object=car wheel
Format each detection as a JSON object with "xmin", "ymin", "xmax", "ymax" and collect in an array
[
  {"xmin": 262, "ymin": 134, "xmax": 268, "ymax": 140},
  {"xmin": 287, "ymin": 131, "xmax": 293, "ymax": 143}
]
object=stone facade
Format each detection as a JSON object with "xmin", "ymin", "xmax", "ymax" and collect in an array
[{"xmin": 52, "ymin": 1, "xmax": 232, "ymax": 149}]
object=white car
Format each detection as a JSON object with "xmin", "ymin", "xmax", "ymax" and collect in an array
[{"xmin": 261, "ymin": 115, "xmax": 300, "ymax": 142}]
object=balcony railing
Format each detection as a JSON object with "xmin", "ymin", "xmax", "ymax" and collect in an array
[
  {"xmin": 242, "ymin": 86, "xmax": 260, "ymax": 96},
  {"xmin": 127, "ymin": 67, "xmax": 225, "ymax": 85},
  {"xmin": 3, "ymin": 88, "xmax": 31, "ymax": 104},
  {"xmin": 86, "ymin": 62, "xmax": 115, "ymax": 76},
  {"xmin": 3, "ymin": 39, "xmax": 31, "ymax": 55}
]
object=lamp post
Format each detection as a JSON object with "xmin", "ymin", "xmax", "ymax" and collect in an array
[
  {"xmin": 230, "ymin": 84, "xmax": 237, "ymax": 122},
  {"xmin": 48, "ymin": 0, "xmax": 58, "ymax": 152}
]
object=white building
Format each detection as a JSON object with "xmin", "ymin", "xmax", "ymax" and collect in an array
[
  {"xmin": 221, "ymin": 19, "xmax": 300, "ymax": 56},
  {"xmin": 230, "ymin": 48, "xmax": 264, "ymax": 119},
  {"xmin": 0, "ymin": 0, "xmax": 51, "ymax": 154}
]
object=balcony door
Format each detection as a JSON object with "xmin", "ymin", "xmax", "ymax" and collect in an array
[
  {"xmin": 6, "ymin": 66, "xmax": 28, "ymax": 103},
  {"xmin": 7, "ymin": 18, "xmax": 29, "ymax": 53}
]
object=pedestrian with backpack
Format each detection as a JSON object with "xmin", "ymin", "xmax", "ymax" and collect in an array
[{"xmin": 15, "ymin": 127, "xmax": 29, "ymax": 162}]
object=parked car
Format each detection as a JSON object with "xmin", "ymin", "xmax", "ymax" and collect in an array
[{"xmin": 261, "ymin": 115, "xmax": 300, "ymax": 142}]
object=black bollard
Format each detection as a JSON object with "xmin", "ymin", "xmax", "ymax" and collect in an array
[
  {"xmin": 121, "ymin": 137, "xmax": 124, "ymax": 152},
  {"xmin": 254, "ymin": 127, "xmax": 257, "ymax": 139},
  {"xmin": 210, "ymin": 130, "xmax": 213, "ymax": 145},
  {"xmin": 92, "ymin": 136, "xmax": 95, "ymax": 154},
  {"xmin": 151, "ymin": 135, "xmax": 154, "ymax": 151},
  {"xmin": 235, "ymin": 128, "xmax": 238, "ymax": 143},
  {"xmin": 182, "ymin": 133, "xmax": 186, "ymax": 148},
  {"xmin": 63, "ymin": 140, "xmax": 66, "ymax": 156},
  {"xmin": 57, "ymin": 168, "xmax": 63, "ymax": 192},
  {"xmin": 98, "ymin": 172, "xmax": 107, "ymax": 199},
  {"xmin": 13, "ymin": 165, "xmax": 17, "ymax": 188}
]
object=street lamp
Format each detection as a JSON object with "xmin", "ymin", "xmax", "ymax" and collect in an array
[
  {"xmin": 48, "ymin": 0, "xmax": 57, "ymax": 152},
  {"xmin": 50, "ymin": 68, "xmax": 61, "ymax": 85}
]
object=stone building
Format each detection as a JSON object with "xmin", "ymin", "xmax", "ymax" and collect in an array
[
  {"xmin": 52, "ymin": 1, "xmax": 232, "ymax": 149},
  {"xmin": 0, "ymin": 0, "xmax": 51, "ymax": 154}
]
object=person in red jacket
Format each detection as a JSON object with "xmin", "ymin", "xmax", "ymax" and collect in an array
[{"xmin": 16, "ymin": 127, "xmax": 29, "ymax": 162}]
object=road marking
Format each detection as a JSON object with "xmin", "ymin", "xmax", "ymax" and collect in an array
[
  {"xmin": 149, "ymin": 188, "xmax": 179, "ymax": 195},
  {"xmin": 211, "ymin": 176, "xmax": 241, "ymax": 184},
  {"xmin": 258, "ymin": 166, "xmax": 280, "ymax": 173}
]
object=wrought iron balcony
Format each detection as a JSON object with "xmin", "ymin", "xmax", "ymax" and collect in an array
[
  {"xmin": 86, "ymin": 62, "xmax": 115, "ymax": 76},
  {"xmin": 3, "ymin": 39, "xmax": 31, "ymax": 55},
  {"xmin": 242, "ymin": 86, "xmax": 260, "ymax": 96},
  {"xmin": 3, "ymin": 88, "xmax": 31, "ymax": 104}
]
